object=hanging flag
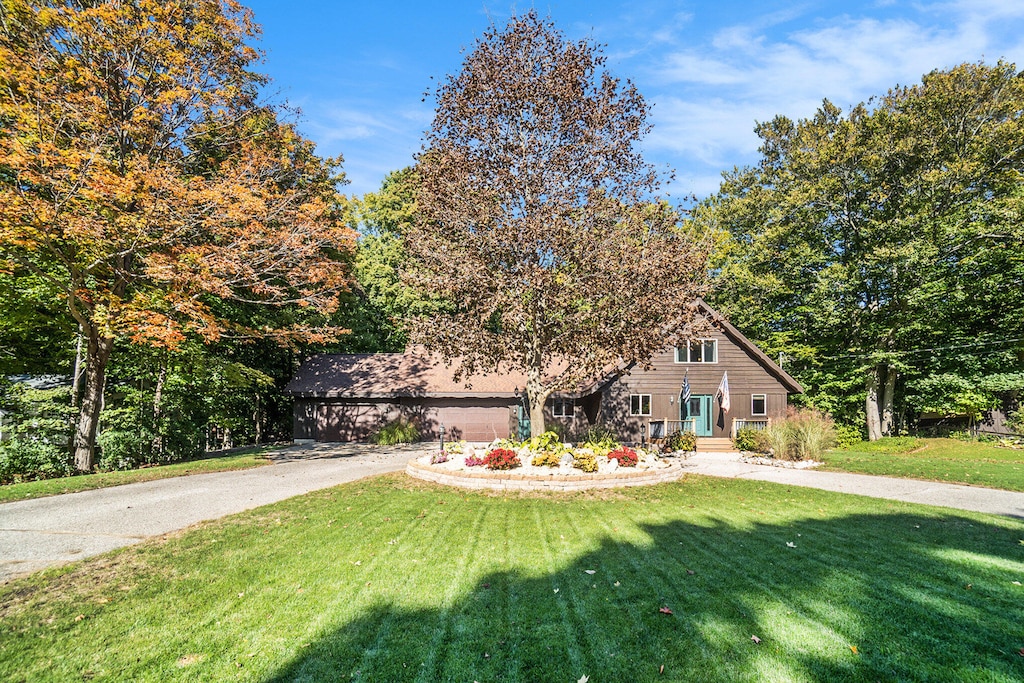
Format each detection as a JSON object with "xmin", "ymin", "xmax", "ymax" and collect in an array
[
  {"xmin": 681, "ymin": 373, "xmax": 691, "ymax": 405},
  {"xmin": 717, "ymin": 372, "xmax": 731, "ymax": 413}
]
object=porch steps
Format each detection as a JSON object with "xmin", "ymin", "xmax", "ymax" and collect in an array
[{"xmin": 696, "ymin": 437, "xmax": 738, "ymax": 453}]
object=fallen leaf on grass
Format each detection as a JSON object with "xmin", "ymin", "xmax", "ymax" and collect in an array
[
  {"xmin": 578, "ymin": 676, "xmax": 589, "ymax": 683},
  {"xmin": 614, "ymin": 581, "xmax": 621, "ymax": 587},
  {"xmin": 751, "ymin": 635, "xmax": 761, "ymax": 644},
  {"xmin": 1013, "ymin": 581, "xmax": 1021, "ymax": 586},
  {"xmin": 554, "ymin": 588, "xmax": 559, "ymax": 593},
  {"xmin": 659, "ymin": 664, "xmax": 665, "ymax": 674},
  {"xmin": 659, "ymin": 606, "xmax": 673, "ymax": 615},
  {"xmin": 786, "ymin": 542, "xmax": 797, "ymax": 548},
  {"xmin": 1018, "ymin": 648, "xmax": 1024, "ymax": 657},
  {"xmin": 584, "ymin": 570, "xmax": 596, "ymax": 575},
  {"xmin": 74, "ymin": 614, "xmax": 85, "ymax": 622},
  {"xmin": 850, "ymin": 645, "xmax": 858, "ymax": 654},
  {"xmin": 686, "ymin": 569, "xmax": 695, "ymax": 575},
  {"xmin": 965, "ymin": 583, "xmax": 972, "ymax": 590}
]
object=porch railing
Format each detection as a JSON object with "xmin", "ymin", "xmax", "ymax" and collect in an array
[
  {"xmin": 648, "ymin": 419, "xmax": 696, "ymax": 440},
  {"xmin": 731, "ymin": 418, "xmax": 770, "ymax": 438}
]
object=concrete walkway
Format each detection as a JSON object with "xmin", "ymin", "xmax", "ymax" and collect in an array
[
  {"xmin": 0, "ymin": 444, "xmax": 430, "ymax": 582},
  {"xmin": 2, "ymin": 445, "xmax": 1022, "ymax": 582},
  {"xmin": 684, "ymin": 451, "xmax": 1024, "ymax": 519}
]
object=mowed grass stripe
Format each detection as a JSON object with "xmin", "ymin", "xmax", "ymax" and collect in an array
[{"xmin": 1, "ymin": 473, "xmax": 1022, "ymax": 682}]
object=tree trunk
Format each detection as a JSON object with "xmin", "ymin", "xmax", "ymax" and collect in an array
[
  {"xmin": 151, "ymin": 354, "xmax": 167, "ymax": 459},
  {"xmin": 880, "ymin": 365, "xmax": 897, "ymax": 437},
  {"xmin": 526, "ymin": 369, "xmax": 554, "ymax": 438},
  {"xmin": 254, "ymin": 394, "xmax": 262, "ymax": 444},
  {"xmin": 73, "ymin": 331, "xmax": 114, "ymax": 472},
  {"xmin": 71, "ymin": 326, "xmax": 84, "ymax": 408},
  {"xmin": 865, "ymin": 366, "xmax": 883, "ymax": 442}
]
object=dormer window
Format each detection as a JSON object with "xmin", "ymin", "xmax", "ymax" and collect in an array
[{"xmin": 675, "ymin": 339, "xmax": 717, "ymax": 363}]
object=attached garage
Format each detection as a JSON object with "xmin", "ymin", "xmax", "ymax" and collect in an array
[{"xmin": 284, "ymin": 353, "xmax": 523, "ymax": 444}]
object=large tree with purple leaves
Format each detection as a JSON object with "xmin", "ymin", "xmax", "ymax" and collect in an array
[{"xmin": 409, "ymin": 11, "xmax": 711, "ymax": 436}]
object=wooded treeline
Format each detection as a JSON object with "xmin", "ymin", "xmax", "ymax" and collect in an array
[
  {"xmin": 696, "ymin": 61, "xmax": 1024, "ymax": 439},
  {"xmin": 2, "ymin": 1, "xmax": 1021, "ymax": 483}
]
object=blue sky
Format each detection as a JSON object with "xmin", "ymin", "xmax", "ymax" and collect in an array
[{"xmin": 243, "ymin": 0, "xmax": 1024, "ymax": 200}]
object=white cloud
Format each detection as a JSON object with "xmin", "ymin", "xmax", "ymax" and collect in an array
[{"xmin": 635, "ymin": 1, "xmax": 1024, "ymax": 197}]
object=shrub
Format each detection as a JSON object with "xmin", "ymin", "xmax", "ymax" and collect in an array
[
  {"xmin": 664, "ymin": 431, "xmax": 696, "ymax": 452},
  {"xmin": 531, "ymin": 451, "xmax": 562, "ymax": 467},
  {"xmin": 833, "ymin": 423, "xmax": 865, "ymax": 449},
  {"xmin": 765, "ymin": 407, "xmax": 837, "ymax": 461},
  {"xmin": 572, "ymin": 450, "xmax": 598, "ymax": 473},
  {"xmin": 0, "ymin": 439, "xmax": 74, "ymax": 484},
  {"xmin": 524, "ymin": 431, "xmax": 569, "ymax": 454},
  {"xmin": 484, "ymin": 447, "xmax": 521, "ymax": 470},
  {"xmin": 96, "ymin": 428, "xmax": 158, "ymax": 471},
  {"xmin": 574, "ymin": 424, "xmax": 618, "ymax": 448},
  {"xmin": 849, "ymin": 436, "xmax": 922, "ymax": 454},
  {"xmin": 370, "ymin": 417, "xmax": 420, "ymax": 445},
  {"xmin": 733, "ymin": 427, "xmax": 770, "ymax": 453},
  {"xmin": 1007, "ymin": 410, "xmax": 1024, "ymax": 437},
  {"xmin": 606, "ymin": 446, "xmax": 638, "ymax": 467},
  {"xmin": 579, "ymin": 440, "xmax": 615, "ymax": 457}
]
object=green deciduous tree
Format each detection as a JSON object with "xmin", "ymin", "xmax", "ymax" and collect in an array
[
  {"xmin": 410, "ymin": 11, "xmax": 711, "ymax": 436},
  {"xmin": 701, "ymin": 61, "xmax": 1024, "ymax": 439}
]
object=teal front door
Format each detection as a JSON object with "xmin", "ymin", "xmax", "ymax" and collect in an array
[
  {"xmin": 685, "ymin": 395, "xmax": 714, "ymax": 436},
  {"xmin": 516, "ymin": 404, "xmax": 531, "ymax": 440}
]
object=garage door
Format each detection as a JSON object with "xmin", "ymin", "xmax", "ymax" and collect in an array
[
  {"xmin": 316, "ymin": 404, "xmax": 382, "ymax": 442},
  {"xmin": 433, "ymin": 406, "xmax": 510, "ymax": 442}
]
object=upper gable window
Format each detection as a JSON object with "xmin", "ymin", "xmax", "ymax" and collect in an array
[{"xmin": 675, "ymin": 339, "xmax": 717, "ymax": 364}]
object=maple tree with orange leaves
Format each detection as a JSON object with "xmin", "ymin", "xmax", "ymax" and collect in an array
[{"xmin": 0, "ymin": 0, "xmax": 353, "ymax": 471}]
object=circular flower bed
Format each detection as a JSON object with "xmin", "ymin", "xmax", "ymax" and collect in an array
[{"xmin": 407, "ymin": 434, "xmax": 688, "ymax": 491}]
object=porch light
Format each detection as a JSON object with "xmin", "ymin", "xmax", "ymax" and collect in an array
[{"xmin": 640, "ymin": 423, "xmax": 646, "ymax": 447}]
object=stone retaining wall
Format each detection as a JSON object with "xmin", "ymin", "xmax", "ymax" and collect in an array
[{"xmin": 406, "ymin": 459, "xmax": 685, "ymax": 491}]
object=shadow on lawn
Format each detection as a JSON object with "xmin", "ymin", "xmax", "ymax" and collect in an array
[{"xmin": 267, "ymin": 510, "xmax": 1024, "ymax": 682}]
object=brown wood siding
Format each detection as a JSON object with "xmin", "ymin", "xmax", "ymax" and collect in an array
[
  {"xmin": 601, "ymin": 337, "xmax": 794, "ymax": 439},
  {"xmin": 544, "ymin": 397, "xmax": 592, "ymax": 437}
]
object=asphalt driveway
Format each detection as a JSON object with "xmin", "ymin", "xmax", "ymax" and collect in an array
[
  {"xmin": 2, "ymin": 444, "xmax": 1022, "ymax": 582},
  {"xmin": 0, "ymin": 443, "xmax": 431, "ymax": 581}
]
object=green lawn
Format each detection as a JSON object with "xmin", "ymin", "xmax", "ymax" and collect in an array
[
  {"xmin": 820, "ymin": 437, "xmax": 1024, "ymax": 492},
  {"xmin": 0, "ymin": 448, "xmax": 275, "ymax": 503},
  {"xmin": 1, "ymin": 473, "xmax": 1022, "ymax": 682}
]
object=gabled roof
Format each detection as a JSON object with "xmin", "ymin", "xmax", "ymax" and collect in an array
[
  {"xmin": 284, "ymin": 351, "xmax": 527, "ymax": 399},
  {"xmin": 285, "ymin": 300, "xmax": 803, "ymax": 399},
  {"xmin": 695, "ymin": 298, "xmax": 804, "ymax": 394}
]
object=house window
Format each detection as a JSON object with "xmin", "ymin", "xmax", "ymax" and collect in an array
[
  {"xmin": 675, "ymin": 339, "xmax": 718, "ymax": 363},
  {"xmin": 751, "ymin": 394, "xmax": 767, "ymax": 416},
  {"xmin": 630, "ymin": 394, "xmax": 651, "ymax": 416},
  {"xmin": 552, "ymin": 398, "xmax": 574, "ymax": 418}
]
